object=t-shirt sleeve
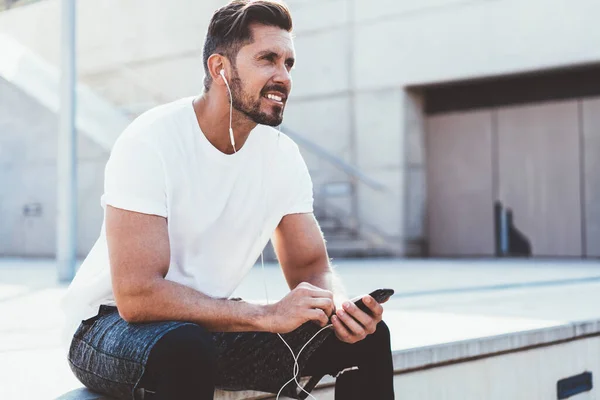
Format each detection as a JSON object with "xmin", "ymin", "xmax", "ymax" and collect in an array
[
  {"xmin": 101, "ymin": 135, "xmax": 168, "ymax": 218},
  {"xmin": 283, "ymin": 143, "xmax": 314, "ymax": 216}
]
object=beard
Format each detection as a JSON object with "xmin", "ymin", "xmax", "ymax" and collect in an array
[{"xmin": 228, "ymin": 67, "xmax": 285, "ymax": 127}]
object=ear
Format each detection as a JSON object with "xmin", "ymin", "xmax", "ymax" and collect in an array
[{"xmin": 207, "ymin": 54, "xmax": 229, "ymax": 87}]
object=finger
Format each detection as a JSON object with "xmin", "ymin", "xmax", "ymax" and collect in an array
[
  {"xmin": 297, "ymin": 282, "xmax": 330, "ymax": 294},
  {"xmin": 331, "ymin": 315, "xmax": 353, "ymax": 342},
  {"xmin": 349, "ymin": 295, "xmax": 373, "ymax": 315},
  {"xmin": 306, "ymin": 288, "xmax": 334, "ymax": 300},
  {"xmin": 336, "ymin": 308, "xmax": 366, "ymax": 340},
  {"xmin": 362, "ymin": 296, "xmax": 384, "ymax": 318},
  {"xmin": 297, "ymin": 281, "xmax": 318, "ymax": 290},
  {"xmin": 294, "ymin": 283, "xmax": 334, "ymax": 301},
  {"xmin": 308, "ymin": 308, "xmax": 329, "ymax": 327},
  {"xmin": 308, "ymin": 298, "xmax": 335, "ymax": 317},
  {"xmin": 342, "ymin": 301, "xmax": 376, "ymax": 333}
]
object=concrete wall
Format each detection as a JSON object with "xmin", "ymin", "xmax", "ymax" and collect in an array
[
  {"xmin": 0, "ymin": 76, "xmax": 108, "ymax": 257},
  {"xmin": 0, "ymin": 0, "xmax": 222, "ymax": 107},
  {"xmin": 390, "ymin": 337, "xmax": 600, "ymax": 400},
  {"xmin": 2, "ymin": 0, "xmax": 599, "ymax": 255}
]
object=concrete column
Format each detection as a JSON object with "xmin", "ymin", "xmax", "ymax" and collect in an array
[
  {"xmin": 404, "ymin": 91, "xmax": 426, "ymax": 255},
  {"xmin": 56, "ymin": 0, "xmax": 77, "ymax": 282},
  {"xmin": 583, "ymin": 97, "xmax": 600, "ymax": 257}
]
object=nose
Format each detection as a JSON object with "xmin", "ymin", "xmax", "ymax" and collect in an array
[{"xmin": 273, "ymin": 63, "xmax": 292, "ymax": 92}]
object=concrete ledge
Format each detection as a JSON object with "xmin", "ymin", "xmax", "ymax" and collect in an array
[
  {"xmin": 55, "ymin": 319, "xmax": 600, "ymax": 399},
  {"xmin": 392, "ymin": 319, "xmax": 600, "ymax": 374}
]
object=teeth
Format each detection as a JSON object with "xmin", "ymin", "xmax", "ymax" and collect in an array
[{"xmin": 266, "ymin": 94, "xmax": 283, "ymax": 102}]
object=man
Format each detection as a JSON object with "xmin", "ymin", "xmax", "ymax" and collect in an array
[{"xmin": 62, "ymin": 1, "xmax": 394, "ymax": 399}]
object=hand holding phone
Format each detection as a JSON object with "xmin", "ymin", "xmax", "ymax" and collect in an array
[
  {"xmin": 330, "ymin": 288, "xmax": 394, "ymax": 344},
  {"xmin": 353, "ymin": 288, "xmax": 394, "ymax": 315}
]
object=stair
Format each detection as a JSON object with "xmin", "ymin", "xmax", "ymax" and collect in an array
[
  {"xmin": 316, "ymin": 207, "xmax": 391, "ymax": 259},
  {"xmin": 261, "ymin": 203, "xmax": 391, "ymax": 262}
]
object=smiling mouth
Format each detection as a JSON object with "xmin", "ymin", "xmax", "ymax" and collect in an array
[{"xmin": 263, "ymin": 93, "xmax": 286, "ymax": 105}]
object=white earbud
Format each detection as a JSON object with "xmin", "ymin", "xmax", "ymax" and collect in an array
[{"xmin": 220, "ymin": 68, "xmax": 236, "ymax": 153}]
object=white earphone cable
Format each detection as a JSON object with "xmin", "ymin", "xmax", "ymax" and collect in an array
[
  {"xmin": 275, "ymin": 324, "xmax": 332, "ymax": 400},
  {"xmin": 224, "ymin": 75, "xmax": 330, "ymax": 398},
  {"xmin": 269, "ymin": 128, "xmax": 332, "ymax": 400},
  {"xmin": 221, "ymin": 69, "xmax": 236, "ymax": 153}
]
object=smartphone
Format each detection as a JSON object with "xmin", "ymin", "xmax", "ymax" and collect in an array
[{"xmin": 354, "ymin": 288, "xmax": 394, "ymax": 314}]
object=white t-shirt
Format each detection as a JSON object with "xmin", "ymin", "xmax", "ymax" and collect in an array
[{"xmin": 60, "ymin": 97, "xmax": 314, "ymax": 347}]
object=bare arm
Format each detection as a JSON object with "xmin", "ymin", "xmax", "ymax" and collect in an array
[
  {"xmin": 271, "ymin": 212, "xmax": 347, "ymax": 306},
  {"xmin": 272, "ymin": 212, "xmax": 384, "ymax": 344},
  {"xmin": 106, "ymin": 205, "xmax": 269, "ymax": 332},
  {"xmin": 107, "ymin": 205, "xmax": 332, "ymax": 334}
]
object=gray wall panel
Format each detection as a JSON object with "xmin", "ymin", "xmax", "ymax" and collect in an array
[
  {"xmin": 497, "ymin": 100, "xmax": 581, "ymax": 256},
  {"xmin": 0, "ymin": 76, "xmax": 108, "ymax": 258},
  {"xmin": 583, "ymin": 97, "xmax": 600, "ymax": 257},
  {"xmin": 426, "ymin": 110, "xmax": 494, "ymax": 256}
]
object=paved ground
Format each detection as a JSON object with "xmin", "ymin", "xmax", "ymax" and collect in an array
[{"xmin": 2, "ymin": 257, "xmax": 600, "ymax": 399}]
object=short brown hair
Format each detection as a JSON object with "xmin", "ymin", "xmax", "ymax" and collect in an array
[{"xmin": 202, "ymin": 0, "xmax": 293, "ymax": 91}]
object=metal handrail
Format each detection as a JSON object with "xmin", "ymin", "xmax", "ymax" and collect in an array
[{"xmin": 281, "ymin": 126, "xmax": 387, "ymax": 191}]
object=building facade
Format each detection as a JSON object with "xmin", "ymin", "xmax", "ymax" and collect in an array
[{"xmin": 0, "ymin": 0, "xmax": 599, "ymax": 258}]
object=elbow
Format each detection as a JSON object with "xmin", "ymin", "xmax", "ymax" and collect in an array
[
  {"xmin": 113, "ymin": 281, "xmax": 155, "ymax": 323},
  {"xmin": 117, "ymin": 302, "xmax": 144, "ymax": 323}
]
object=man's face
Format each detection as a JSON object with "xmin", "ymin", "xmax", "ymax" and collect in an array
[{"xmin": 228, "ymin": 24, "xmax": 295, "ymax": 126}]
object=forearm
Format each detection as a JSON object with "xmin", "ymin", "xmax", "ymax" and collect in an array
[
  {"xmin": 287, "ymin": 262, "xmax": 348, "ymax": 306},
  {"xmin": 116, "ymin": 278, "xmax": 271, "ymax": 332}
]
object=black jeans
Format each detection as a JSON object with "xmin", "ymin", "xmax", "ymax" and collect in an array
[{"xmin": 139, "ymin": 321, "xmax": 394, "ymax": 399}]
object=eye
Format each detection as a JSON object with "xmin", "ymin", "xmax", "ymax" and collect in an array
[{"xmin": 261, "ymin": 54, "xmax": 276, "ymax": 63}]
